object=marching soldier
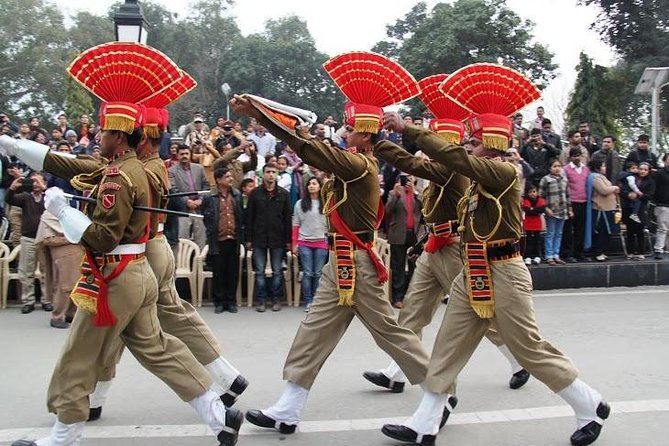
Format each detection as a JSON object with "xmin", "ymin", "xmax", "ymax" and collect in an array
[
  {"xmin": 87, "ymin": 77, "xmax": 248, "ymax": 421},
  {"xmin": 230, "ymin": 52, "xmax": 430, "ymax": 434},
  {"xmin": 362, "ymin": 75, "xmax": 530, "ymax": 404},
  {"xmin": 381, "ymin": 64, "xmax": 608, "ymax": 446},
  {"xmin": 0, "ymin": 42, "xmax": 243, "ymax": 446}
]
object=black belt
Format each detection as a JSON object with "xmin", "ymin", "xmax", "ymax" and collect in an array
[
  {"xmin": 486, "ymin": 241, "xmax": 521, "ymax": 260},
  {"xmin": 327, "ymin": 231, "xmax": 374, "ymax": 246}
]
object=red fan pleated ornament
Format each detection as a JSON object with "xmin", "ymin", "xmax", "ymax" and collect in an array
[
  {"xmin": 439, "ymin": 63, "xmax": 541, "ymax": 151},
  {"xmin": 140, "ymin": 71, "xmax": 197, "ymax": 109},
  {"xmin": 67, "ymin": 42, "xmax": 182, "ymax": 134},
  {"xmin": 419, "ymin": 74, "xmax": 470, "ymax": 144},
  {"xmin": 324, "ymin": 51, "xmax": 420, "ymax": 133},
  {"xmin": 139, "ymin": 70, "xmax": 198, "ymax": 138}
]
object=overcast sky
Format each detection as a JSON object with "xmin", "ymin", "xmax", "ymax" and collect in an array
[{"xmin": 54, "ymin": 0, "xmax": 617, "ymax": 131}]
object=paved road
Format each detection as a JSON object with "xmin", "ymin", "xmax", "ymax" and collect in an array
[{"xmin": 1, "ymin": 287, "xmax": 668, "ymax": 445}]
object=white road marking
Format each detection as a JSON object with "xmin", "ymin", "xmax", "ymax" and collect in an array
[
  {"xmin": 535, "ymin": 288, "xmax": 669, "ymax": 298},
  {"xmin": 2, "ymin": 399, "xmax": 668, "ymax": 441}
]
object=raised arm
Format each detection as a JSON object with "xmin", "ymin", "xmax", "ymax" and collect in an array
[{"xmin": 374, "ymin": 140, "xmax": 454, "ymax": 185}]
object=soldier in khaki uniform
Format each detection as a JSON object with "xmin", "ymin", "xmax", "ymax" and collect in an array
[
  {"xmin": 2, "ymin": 43, "xmax": 242, "ymax": 446},
  {"xmin": 88, "ymin": 93, "xmax": 248, "ymax": 421},
  {"xmin": 362, "ymin": 123, "xmax": 530, "ymax": 405},
  {"xmin": 381, "ymin": 63, "xmax": 609, "ymax": 446},
  {"xmin": 231, "ymin": 53, "xmax": 430, "ymax": 434}
]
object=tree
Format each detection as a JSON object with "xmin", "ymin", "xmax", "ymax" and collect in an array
[
  {"xmin": 0, "ymin": 0, "xmax": 70, "ymax": 121},
  {"xmin": 64, "ymin": 76, "xmax": 94, "ymax": 125},
  {"xmin": 565, "ymin": 52, "xmax": 621, "ymax": 141},
  {"xmin": 221, "ymin": 16, "xmax": 343, "ymax": 123},
  {"xmin": 373, "ymin": 0, "xmax": 557, "ymax": 88},
  {"xmin": 581, "ymin": 0, "xmax": 669, "ymax": 150}
]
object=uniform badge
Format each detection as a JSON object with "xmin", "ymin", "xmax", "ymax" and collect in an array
[
  {"xmin": 105, "ymin": 166, "xmax": 120, "ymax": 176},
  {"xmin": 102, "ymin": 194, "xmax": 116, "ymax": 209},
  {"xmin": 474, "ymin": 276, "xmax": 486, "ymax": 290},
  {"xmin": 86, "ymin": 273, "xmax": 95, "ymax": 285}
]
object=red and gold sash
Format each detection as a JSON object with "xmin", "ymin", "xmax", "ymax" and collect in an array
[
  {"xmin": 463, "ymin": 242, "xmax": 495, "ymax": 319},
  {"xmin": 424, "ymin": 221, "xmax": 458, "ymax": 253},
  {"xmin": 327, "ymin": 200, "xmax": 387, "ymax": 306},
  {"xmin": 70, "ymin": 252, "xmax": 144, "ymax": 326}
]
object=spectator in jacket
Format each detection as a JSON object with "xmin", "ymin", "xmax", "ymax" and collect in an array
[
  {"xmin": 292, "ymin": 177, "xmax": 328, "ymax": 312},
  {"xmin": 578, "ymin": 120, "xmax": 601, "ymax": 156},
  {"xmin": 622, "ymin": 162, "xmax": 655, "ymax": 260},
  {"xmin": 385, "ymin": 174, "xmax": 422, "ymax": 308},
  {"xmin": 246, "ymin": 162, "xmax": 291, "ymax": 312},
  {"xmin": 522, "ymin": 184, "xmax": 545, "ymax": 264},
  {"xmin": 168, "ymin": 144, "xmax": 209, "ymax": 249},
  {"xmin": 541, "ymin": 118, "xmax": 562, "ymax": 149},
  {"xmin": 585, "ymin": 159, "xmax": 620, "ymax": 261},
  {"xmin": 6, "ymin": 172, "xmax": 49, "ymax": 314},
  {"xmin": 591, "ymin": 135, "xmax": 621, "ymax": 182},
  {"xmin": 626, "ymin": 134, "xmax": 658, "ymax": 170},
  {"xmin": 202, "ymin": 167, "xmax": 243, "ymax": 314},
  {"xmin": 540, "ymin": 160, "xmax": 572, "ymax": 265},
  {"xmin": 521, "ymin": 128, "xmax": 561, "ymax": 186}
]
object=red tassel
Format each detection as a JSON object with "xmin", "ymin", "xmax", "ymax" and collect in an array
[
  {"xmin": 424, "ymin": 234, "xmax": 454, "ymax": 254},
  {"xmin": 92, "ymin": 283, "xmax": 117, "ymax": 327}
]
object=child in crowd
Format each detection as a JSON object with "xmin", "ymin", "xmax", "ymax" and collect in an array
[
  {"xmin": 540, "ymin": 159, "xmax": 573, "ymax": 265},
  {"xmin": 522, "ymin": 184, "xmax": 546, "ymax": 265},
  {"xmin": 618, "ymin": 161, "xmax": 643, "ymax": 223}
]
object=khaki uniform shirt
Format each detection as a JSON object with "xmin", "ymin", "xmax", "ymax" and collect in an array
[
  {"xmin": 374, "ymin": 140, "xmax": 468, "ymax": 224},
  {"xmin": 44, "ymin": 151, "xmax": 150, "ymax": 252},
  {"xmin": 404, "ymin": 127, "xmax": 522, "ymax": 243}
]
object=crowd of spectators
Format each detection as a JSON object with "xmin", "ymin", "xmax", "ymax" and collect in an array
[
  {"xmin": 1, "ymin": 106, "xmax": 668, "ymax": 324},
  {"xmin": 512, "ymin": 107, "xmax": 668, "ymax": 264}
]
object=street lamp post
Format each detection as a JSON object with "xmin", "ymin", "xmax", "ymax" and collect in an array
[
  {"xmin": 634, "ymin": 67, "xmax": 669, "ymax": 154},
  {"xmin": 113, "ymin": 0, "xmax": 149, "ymax": 44},
  {"xmin": 221, "ymin": 83, "xmax": 231, "ymax": 120}
]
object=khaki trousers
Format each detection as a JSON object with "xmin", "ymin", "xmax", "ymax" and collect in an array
[
  {"xmin": 47, "ymin": 258, "xmax": 212, "ymax": 424},
  {"xmin": 424, "ymin": 257, "xmax": 578, "ymax": 394},
  {"xmin": 283, "ymin": 250, "xmax": 430, "ymax": 389},
  {"xmin": 98, "ymin": 235, "xmax": 222, "ymax": 381},
  {"xmin": 47, "ymin": 244, "xmax": 82, "ymax": 321}
]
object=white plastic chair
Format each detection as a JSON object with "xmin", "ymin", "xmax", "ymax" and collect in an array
[
  {"xmin": 175, "ymin": 239, "xmax": 200, "ymax": 305},
  {"xmin": 0, "ymin": 244, "xmax": 45, "ymax": 309}
]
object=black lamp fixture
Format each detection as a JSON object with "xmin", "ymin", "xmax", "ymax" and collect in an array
[{"xmin": 113, "ymin": 0, "xmax": 149, "ymax": 44}]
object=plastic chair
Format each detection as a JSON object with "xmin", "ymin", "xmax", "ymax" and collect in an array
[
  {"xmin": 175, "ymin": 239, "xmax": 200, "ymax": 304},
  {"xmin": 0, "ymin": 244, "xmax": 45, "ymax": 309}
]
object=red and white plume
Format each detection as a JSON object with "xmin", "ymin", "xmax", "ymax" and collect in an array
[
  {"xmin": 439, "ymin": 63, "xmax": 541, "ymax": 151},
  {"xmin": 324, "ymin": 51, "xmax": 420, "ymax": 133}
]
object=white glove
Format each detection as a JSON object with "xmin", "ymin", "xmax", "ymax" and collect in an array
[
  {"xmin": 0, "ymin": 136, "xmax": 49, "ymax": 170},
  {"xmin": 0, "ymin": 135, "xmax": 18, "ymax": 157},
  {"xmin": 45, "ymin": 187, "xmax": 92, "ymax": 243},
  {"xmin": 45, "ymin": 187, "xmax": 69, "ymax": 218}
]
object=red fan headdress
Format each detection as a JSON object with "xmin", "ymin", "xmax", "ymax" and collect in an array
[
  {"xmin": 67, "ymin": 42, "xmax": 182, "ymax": 134},
  {"xmin": 324, "ymin": 51, "xmax": 420, "ymax": 134},
  {"xmin": 139, "ymin": 71, "xmax": 197, "ymax": 138},
  {"xmin": 439, "ymin": 63, "xmax": 541, "ymax": 151},
  {"xmin": 419, "ymin": 74, "xmax": 470, "ymax": 145}
]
